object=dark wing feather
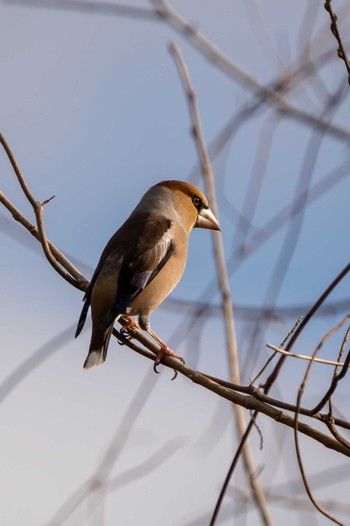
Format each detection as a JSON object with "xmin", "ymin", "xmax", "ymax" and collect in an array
[
  {"xmin": 75, "ymin": 212, "xmax": 175, "ymax": 336},
  {"xmin": 102, "ymin": 217, "xmax": 175, "ymax": 329},
  {"xmin": 75, "ymin": 262, "xmax": 104, "ymax": 338},
  {"xmin": 75, "ymin": 298, "xmax": 90, "ymax": 338}
]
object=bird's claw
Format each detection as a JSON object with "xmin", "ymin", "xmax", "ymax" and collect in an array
[
  {"xmin": 117, "ymin": 325, "xmax": 135, "ymax": 345},
  {"xmin": 119, "ymin": 317, "xmax": 140, "ymax": 342},
  {"xmin": 153, "ymin": 349, "xmax": 185, "ymax": 380},
  {"xmin": 153, "ymin": 360, "xmax": 178, "ymax": 380},
  {"xmin": 120, "ymin": 326, "xmax": 134, "ymax": 340}
]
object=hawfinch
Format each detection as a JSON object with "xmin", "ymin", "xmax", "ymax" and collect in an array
[{"xmin": 75, "ymin": 180, "xmax": 220, "ymax": 369}]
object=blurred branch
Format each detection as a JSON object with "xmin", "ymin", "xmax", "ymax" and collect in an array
[
  {"xmin": 106, "ymin": 437, "xmax": 189, "ymax": 492},
  {"xmin": 187, "ymin": 30, "xmax": 350, "ymax": 186},
  {"xmin": 234, "ymin": 487, "xmax": 350, "ymax": 514},
  {"xmin": 164, "ymin": 296, "xmax": 350, "ymax": 320},
  {"xmin": 0, "ymin": 325, "xmax": 75, "ymax": 403},
  {"xmin": 3, "ymin": 0, "xmax": 157, "ymax": 20},
  {"xmin": 325, "ymin": 0, "xmax": 350, "ymax": 85},
  {"xmin": 248, "ymin": 80, "xmax": 346, "ymax": 370},
  {"xmin": 46, "ymin": 370, "xmax": 157, "ymax": 526},
  {"xmin": 8, "ymin": 0, "xmax": 350, "ymax": 143},
  {"xmin": 153, "ymin": 0, "xmax": 350, "ymax": 143},
  {"xmin": 169, "ymin": 42, "xmax": 273, "ymax": 526}
]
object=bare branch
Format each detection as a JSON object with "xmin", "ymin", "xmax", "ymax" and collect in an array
[
  {"xmin": 253, "ymin": 317, "xmax": 304, "ymax": 385},
  {"xmin": 325, "ymin": 0, "xmax": 350, "ymax": 85},
  {"xmin": 0, "ymin": 191, "xmax": 88, "ymax": 289},
  {"xmin": 293, "ymin": 315, "xmax": 350, "ymax": 524},
  {"xmin": 263, "ymin": 261, "xmax": 350, "ymax": 390},
  {"xmin": 266, "ymin": 342, "xmax": 350, "ymax": 368},
  {"xmin": 0, "ymin": 132, "xmax": 88, "ymax": 289}
]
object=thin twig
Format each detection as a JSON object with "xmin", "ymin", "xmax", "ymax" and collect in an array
[
  {"xmin": 325, "ymin": 0, "xmax": 350, "ymax": 85},
  {"xmin": 266, "ymin": 343, "xmax": 350, "ymax": 368},
  {"xmin": 324, "ymin": 414, "xmax": 350, "ymax": 449},
  {"xmin": 311, "ymin": 348, "xmax": 350, "ymax": 414},
  {"xmin": 263, "ymin": 261, "xmax": 350, "ymax": 390},
  {"xmin": 294, "ymin": 403, "xmax": 345, "ymax": 525},
  {"xmin": 293, "ymin": 315, "xmax": 350, "ymax": 524},
  {"xmin": 0, "ymin": 132, "xmax": 87, "ymax": 289},
  {"xmin": 0, "ymin": 191, "xmax": 88, "ymax": 290},
  {"xmin": 252, "ymin": 317, "xmax": 303, "ymax": 385}
]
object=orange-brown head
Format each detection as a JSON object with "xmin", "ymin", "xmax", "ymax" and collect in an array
[{"xmin": 152, "ymin": 180, "xmax": 220, "ymax": 233}]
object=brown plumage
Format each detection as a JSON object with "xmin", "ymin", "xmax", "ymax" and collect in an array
[{"xmin": 75, "ymin": 180, "xmax": 220, "ymax": 369}]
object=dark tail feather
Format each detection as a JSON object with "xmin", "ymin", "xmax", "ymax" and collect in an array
[
  {"xmin": 83, "ymin": 325, "xmax": 113, "ymax": 369},
  {"xmin": 75, "ymin": 299, "xmax": 90, "ymax": 338}
]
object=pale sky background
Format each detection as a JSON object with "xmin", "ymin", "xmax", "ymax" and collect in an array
[{"xmin": 1, "ymin": 1, "xmax": 350, "ymax": 525}]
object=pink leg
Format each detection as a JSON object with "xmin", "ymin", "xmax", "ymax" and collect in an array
[{"xmin": 147, "ymin": 327, "xmax": 185, "ymax": 378}]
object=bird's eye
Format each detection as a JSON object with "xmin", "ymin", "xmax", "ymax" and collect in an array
[{"xmin": 192, "ymin": 196, "xmax": 201, "ymax": 208}]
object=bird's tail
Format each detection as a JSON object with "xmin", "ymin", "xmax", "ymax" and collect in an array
[{"xmin": 83, "ymin": 325, "xmax": 113, "ymax": 369}]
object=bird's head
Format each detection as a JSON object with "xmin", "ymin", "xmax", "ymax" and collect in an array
[{"xmin": 154, "ymin": 180, "xmax": 220, "ymax": 232}]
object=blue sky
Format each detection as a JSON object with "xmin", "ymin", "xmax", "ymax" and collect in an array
[{"xmin": 1, "ymin": 1, "xmax": 350, "ymax": 525}]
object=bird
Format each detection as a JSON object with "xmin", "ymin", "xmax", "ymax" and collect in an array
[{"xmin": 75, "ymin": 180, "xmax": 220, "ymax": 370}]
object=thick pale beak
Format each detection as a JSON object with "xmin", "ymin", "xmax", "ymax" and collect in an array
[{"xmin": 196, "ymin": 207, "xmax": 221, "ymax": 231}]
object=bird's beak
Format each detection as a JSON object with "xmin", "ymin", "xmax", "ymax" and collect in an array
[{"xmin": 196, "ymin": 207, "xmax": 221, "ymax": 231}]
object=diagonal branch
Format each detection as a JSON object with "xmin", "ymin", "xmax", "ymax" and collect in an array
[
  {"xmin": 154, "ymin": 0, "xmax": 350, "ymax": 144},
  {"xmin": 0, "ymin": 132, "xmax": 87, "ymax": 289},
  {"xmin": 8, "ymin": 0, "xmax": 350, "ymax": 143}
]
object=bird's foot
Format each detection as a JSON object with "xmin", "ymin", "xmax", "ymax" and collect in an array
[
  {"xmin": 119, "ymin": 316, "xmax": 140, "ymax": 341},
  {"xmin": 153, "ymin": 344, "xmax": 185, "ymax": 380}
]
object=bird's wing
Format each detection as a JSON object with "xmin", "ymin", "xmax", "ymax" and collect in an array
[
  {"xmin": 102, "ymin": 216, "xmax": 175, "ymax": 329},
  {"xmin": 75, "ymin": 214, "xmax": 175, "ymax": 337}
]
